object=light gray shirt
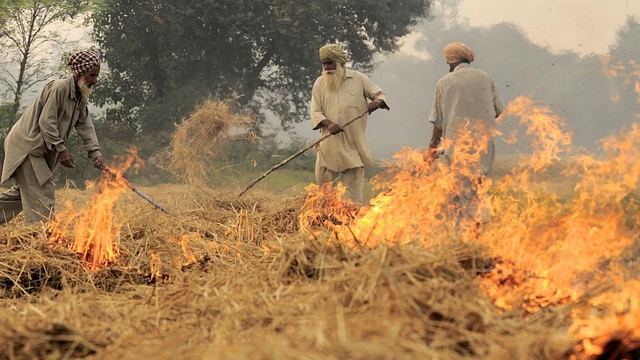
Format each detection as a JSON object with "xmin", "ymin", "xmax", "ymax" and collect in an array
[
  {"xmin": 2, "ymin": 76, "xmax": 102, "ymax": 186},
  {"xmin": 429, "ymin": 63, "xmax": 504, "ymax": 175}
]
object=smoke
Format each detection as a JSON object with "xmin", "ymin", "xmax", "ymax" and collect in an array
[{"xmin": 293, "ymin": 2, "xmax": 640, "ymax": 162}]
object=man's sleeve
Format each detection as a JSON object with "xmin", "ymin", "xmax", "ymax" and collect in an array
[
  {"xmin": 311, "ymin": 80, "xmax": 327, "ymax": 130},
  {"xmin": 75, "ymin": 105, "xmax": 102, "ymax": 159},
  {"xmin": 428, "ymin": 83, "xmax": 443, "ymax": 128},
  {"xmin": 38, "ymin": 83, "xmax": 66, "ymax": 153},
  {"xmin": 362, "ymin": 73, "xmax": 388, "ymax": 106},
  {"xmin": 492, "ymin": 80, "xmax": 505, "ymax": 117}
]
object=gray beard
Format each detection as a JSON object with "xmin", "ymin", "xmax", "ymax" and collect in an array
[
  {"xmin": 78, "ymin": 78, "xmax": 93, "ymax": 98},
  {"xmin": 322, "ymin": 67, "xmax": 345, "ymax": 93}
]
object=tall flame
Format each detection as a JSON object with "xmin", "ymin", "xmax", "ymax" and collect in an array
[
  {"xmin": 300, "ymin": 94, "xmax": 640, "ymax": 357},
  {"xmin": 49, "ymin": 147, "xmax": 142, "ymax": 270}
]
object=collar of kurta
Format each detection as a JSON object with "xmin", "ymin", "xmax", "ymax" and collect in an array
[
  {"xmin": 67, "ymin": 75, "xmax": 80, "ymax": 101},
  {"xmin": 343, "ymin": 69, "xmax": 355, "ymax": 79},
  {"xmin": 336, "ymin": 69, "xmax": 355, "ymax": 85},
  {"xmin": 453, "ymin": 63, "xmax": 471, "ymax": 71}
]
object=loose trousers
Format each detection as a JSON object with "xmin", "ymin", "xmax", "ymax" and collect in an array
[
  {"xmin": 315, "ymin": 163, "xmax": 365, "ymax": 205},
  {"xmin": 0, "ymin": 157, "xmax": 55, "ymax": 224}
]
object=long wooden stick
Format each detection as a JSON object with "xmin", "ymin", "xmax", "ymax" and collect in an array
[
  {"xmin": 238, "ymin": 109, "xmax": 369, "ymax": 197},
  {"xmin": 101, "ymin": 165, "xmax": 175, "ymax": 216}
]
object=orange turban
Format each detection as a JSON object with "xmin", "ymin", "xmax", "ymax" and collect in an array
[{"xmin": 443, "ymin": 42, "xmax": 475, "ymax": 63}]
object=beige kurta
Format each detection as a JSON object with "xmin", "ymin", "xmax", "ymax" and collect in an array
[
  {"xmin": 2, "ymin": 76, "xmax": 102, "ymax": 186},
  {"xmin": 311, "ymin": 69, "xmax": 388, "ymax": 173},
  {"xmin": 429, "ymin": 63, "xmax": 504, "ymax": 175}
]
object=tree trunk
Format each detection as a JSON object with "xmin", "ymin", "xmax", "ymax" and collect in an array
[{"xmin": 10, "ymin": 5, "xmax": 38, "ymax": 121}]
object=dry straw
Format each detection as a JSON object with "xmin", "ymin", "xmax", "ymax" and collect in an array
[
  {"xmin": 2, "ymin": 93, "xmax": 638, "ymax": 359},
  {"xmin": 1, "ymin": 184, "xmax": 625, "ymax": 360},
  {"xmin": 0, "ymin": 143, "xmax": 637, "ymax": 359},
  {"xmin": 169, "ymin": 99, "xmax": 254, "ymax": 185}
]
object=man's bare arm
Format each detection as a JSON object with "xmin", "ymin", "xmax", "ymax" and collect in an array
[
  {"xmin": 424, "ymin": 125, "xmax": 443, "ymax": 163},
  {"xmin": 429, "ymin": 125, "xmax": 443, "ymax": 149}
]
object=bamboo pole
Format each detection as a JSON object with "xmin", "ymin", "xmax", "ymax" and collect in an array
[
  {"xmin": 100, "ymin": 164, "xmax": 175, "ymax": 216},
  {"xmin": 238, "ymin": 109, "xmax": 370, "ymax": 197}
]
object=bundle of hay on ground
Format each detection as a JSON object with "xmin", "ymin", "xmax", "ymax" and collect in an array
[{"xmin": 170, "ymin": 99, "xmax": 254, "ymax": 185}]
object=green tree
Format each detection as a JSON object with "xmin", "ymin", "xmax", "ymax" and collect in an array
[
  {"xmin": 608, "ymin": 17, "xmax": 640, "ymax": 106},
  {"xmin": 0, "ymin": 1, "xmax": 15, "ymax": 32},
  {"xmin": 0, "ymin": 101, "xmax": 13, "ymax": 135},
  {"xmin": 91, "ymin": 0, "xmax": 432, "ymax": 153},
  {"xmin": 0, "ymin": 0, "xmax": 98, "ymax": 121}
]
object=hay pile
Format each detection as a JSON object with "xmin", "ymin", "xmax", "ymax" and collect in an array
[
  {"xmin": 169, "ymin": 99, "xmax": 254, "ymax": 184},
  {"xmin": 0, "ymin": 184, "xmax": 600, "ymax": 360},
  {"xmin": 3, "ymin": 91, "xmax": 639, "ymax": 359}
]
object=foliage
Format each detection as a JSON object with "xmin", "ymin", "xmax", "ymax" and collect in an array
[
  {"xmin": 0, "ymin": 101, "xmax": 14, "ymax": 167},
  {"xmin": 608, "ymin": 17, "xmax": 640, "ymax": 106},
  {"xmin": 0, "ymin": 0, "xmax": 98, "ymax": 121},
  {"xmin": 0, "ymin": 101, "xmax": 13, "ymax": 137},
  {"xmin": 91, "ymin": 0, "xmax": 432, "ymax": 152}
]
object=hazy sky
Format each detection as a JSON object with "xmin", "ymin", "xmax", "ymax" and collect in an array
[
  {"xmin": 19, "ymin": 0, "xmax": 640, "ymax": 159},
  {"xmin": 62, "ymin": 0, "xmax": 640, "ymax": 57},
  {"xmin": 292, "ymin": 0, "xmax": 640, "ymax": 155},
  {"xmin": 456, "ymin": 0, "xmax": 640, "ymax": 56},
  {"xmin": 398, "ymin": 0, "xmax": 640, "ymax": 60}
]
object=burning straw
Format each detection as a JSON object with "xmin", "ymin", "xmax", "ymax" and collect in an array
[
  {"xmin": 3, "ymin": 91, "xmax": 640, "ymax": 358},
  {"xmin": 297, "ymin": 95, "xmax": 640, "ymax": 358},
  {"xmin": 48, "ymin": 148, "xmax": 144, "ymax": 270},
  {"xmin": 0, "ymin": 199, "xmax": 579, "ymax": 359},
  {"xmin": 170, "ymin": 98, "xmax": 254, "ymax": 185},
  {"xmin": 1, "ymin": 179, "xmax": 636, "ymax": 359}
]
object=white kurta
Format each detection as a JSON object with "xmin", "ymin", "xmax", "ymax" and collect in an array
[
  {"xmin": 310, "ymin": 69, "xmax": 388, "ymax": 173},
  {"xmin": 429, "ymin": 63, "xmax": 504, "ymax": 175}
]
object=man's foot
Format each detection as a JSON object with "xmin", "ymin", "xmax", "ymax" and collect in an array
[{"xmin": 0, "ymin": 185, "xmax": 20, "ymax": 201}]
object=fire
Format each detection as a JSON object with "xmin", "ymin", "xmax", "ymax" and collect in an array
[
  {"xmin": 300, "ymin": 183, "xmax": 360, "ymax": 236},
  {"xmin": 148, "ymin": 250, "xmax": 163, "ymax": 282},
  {"xmin": 569, "ymin": 280, "xmax": 640, "ymax": 358},
  {"xmin": 602, "ymin": 55, "xmax": 640, "ymax": 103},
  {"xmin": 300, "ymin": 118, "xmax": 504, "ymax": 248},
  {"xmin": 169, "ymin": 233, "xmax": 201, "ymax": 266},
  {"xmin": 299, "ymin": 95, "xmax": 640, "ymax": 357},
  {"xmin": 49, "ymin": 147, "xmax": 143, "ymax": 270}
]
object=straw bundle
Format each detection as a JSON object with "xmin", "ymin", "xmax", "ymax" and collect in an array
[{"xmin": 169, "ymin": 99, "xmax": 254, "ymax": 184}]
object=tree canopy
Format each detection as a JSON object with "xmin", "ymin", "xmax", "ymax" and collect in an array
[
  {"xmin": 91, "ymin": 0, "xmax": 432, "ymax": 147},
  {"xmin": 0, "ymin": 0, "xmax": 97, "ymax": 122}
]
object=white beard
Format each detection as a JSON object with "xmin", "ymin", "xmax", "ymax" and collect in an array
[
  {"xmin": 322, "ymin": 66, "xmax": 345, "ymax": 93},
  {"xmin": 78, "ymin": 77, "xmax": 93, "ymax": 97}
]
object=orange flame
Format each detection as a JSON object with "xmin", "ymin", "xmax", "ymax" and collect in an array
[
  {"xmin": 300, "ymin": 94, "xmax": 640, "ymax": 357},
  {"xmin": 49, "ymin": 147, "xmax": 142, "ymax": 270},
  {"xmin": 300, "ymin": 117, "xmax": 503, "ymax": 247},
  {"xmin": 300, "ymin": 183, "xmax": 360, "ymax": 236},
  {"xmin": 169, "ymin": 233, "xmax": 201, "ymax": 266},
  {"xmin": 602, "ymin": 55, "xmax": 640, "ymax": 103},
  {"xmin": 148, "ymin": 249, "xmax": 163, "ymax": 282}
]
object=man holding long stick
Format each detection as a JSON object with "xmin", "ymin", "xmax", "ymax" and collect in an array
[
  {"xmin": 0, "ymin": 51, "xmax": 105, "ymax": 224},
  {"xmin": 311, "ymin": 44, "xmax": 389, "ymax": 205}
]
